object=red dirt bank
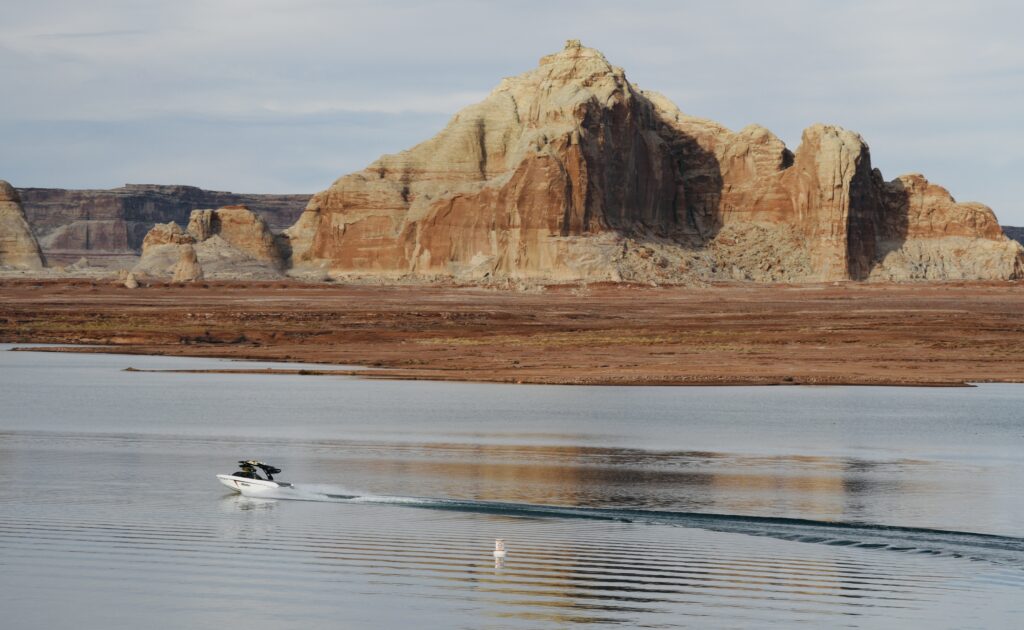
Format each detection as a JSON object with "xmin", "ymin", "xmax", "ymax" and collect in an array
[{"xmin": 2, "ymin": 279, "xmax": 1022, "ymax": 386}]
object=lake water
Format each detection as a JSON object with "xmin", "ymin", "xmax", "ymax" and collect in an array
[{"xmin": 1, "ymin": 345, "xmax": 1023, "ymax": 628}]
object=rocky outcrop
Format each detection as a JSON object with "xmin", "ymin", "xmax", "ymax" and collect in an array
[
  {"xmin": 0, "ymin": 181, "xmax": 45, "ymax": 269},
  {"xmin": 171, "ymin": 246, "xmax": 203, "ymax": 283},
  {"xmin": 287, "ymin": 40, "xmax": 683, "ymax": 282},
  {"xmin": 196, "ymin": 205, "xmax": 282, "ymax": 265},
  {"xmin": 142, "ymin": 222, "xmax": 194, "ymax": 250},
  {"xmin": 867, "ymin": 175, "xmax": 1023, "ymax": 280},
  {"xmin": 288, "ymin": 40, "xmax": 1022, "ymax": 283},
  {"xmin": 650, "ymin": 104, "xmax": 1023, "ymax": 282},
  {"xmin": 18, "ymin": 184, "xmax": 308, "ymax": 267},
  {"xmin": 134, "ymin": 205, "xmax": 284, "ymax": 280}
]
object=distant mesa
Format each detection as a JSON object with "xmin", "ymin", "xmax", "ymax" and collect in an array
[
  {"xmin": 285, "ymin": 40, "xmax": 1023, "ymax": 283},
  {"xmin": 1003, "ymin": 226, "xmax": 1024, "ymax": 247},
  {"xmin": 16, "ymin": 184, "xmax": 309, "ymax": 269}
]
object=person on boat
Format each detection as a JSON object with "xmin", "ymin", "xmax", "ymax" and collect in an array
[{"xmin": 231, "ymin": 460, "xmax": 281, "ymax": 481}]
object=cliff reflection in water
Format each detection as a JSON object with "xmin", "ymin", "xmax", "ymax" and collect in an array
[
  {"xmin": 307, "ymin": 440, "xmax": 934, "ymax": 525},
  {"xmin": 299, "ymin": 443, "xmax": 948, "ymax": 624}
]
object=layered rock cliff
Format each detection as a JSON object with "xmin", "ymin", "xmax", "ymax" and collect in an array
[
  {"xmin": 18, "ymin": 184, "xmax": 308, "ymax": 267},
  {"xmin": 287, "ymin": 40, "xmax": 1022, "ymax": 283},
  {"xmin": 651, "ymin": 104, "xmax": 1023, "ymax": 281},
  {"xmin": 0, "ymin": 181, "xmax": 45, "ymax": 270},
  {"xmin": 287, "ymin": 40, "xmax": 684, "ymax": 281},
  {"xmin": 135, "ymin": 205, "xmax": 284, "ymax": 280}
]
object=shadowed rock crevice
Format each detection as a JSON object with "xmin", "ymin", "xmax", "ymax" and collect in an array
[
  {"xmin": 671, "ymin": 130, "xmax": 723, "ymax": 242},
  {"xmin": 867, "ymin": 176, "xmax": 911, "ymax": 278}
]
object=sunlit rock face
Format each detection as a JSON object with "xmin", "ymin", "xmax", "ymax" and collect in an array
[
  {"xmin": 288, "ymin": 40, "xmax": 1022, "ymax": 283},
  {"xmin": 0, "ymin": 180, "xmax": 45, "ymax": 269}
]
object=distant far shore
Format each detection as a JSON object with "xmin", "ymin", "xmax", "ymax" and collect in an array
[{"xmin": 2, "ymin": 279, "xmax": 1022, "ymax": 387}]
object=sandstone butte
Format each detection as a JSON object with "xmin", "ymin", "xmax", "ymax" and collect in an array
[
  {"xmin": 285, "ymin": 40, "xmax": 1024, "ymax": 284},
  {"xmin": 0, "ymin": 180, "xmax": 45, "ymax": 270},
  {"xmin": 134, "ymin": 205, "xmax": 284, "ymax": 280}
]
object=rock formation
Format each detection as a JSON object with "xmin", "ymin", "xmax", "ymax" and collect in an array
[
  {"xmin": 135, "ymin": 205, "xmax": 284, "ymax": 280},
  {"xmin": 7, "ymin": 42, "xmax": 1018, "ymax": 284},
  {"xmin": 287, "ymin": 40, "xmax": 1023, "ymax": 283},
  {"xmin": 653, "ymin": 109, "xmax": 1024, "ymax": 282},
  {"xmin": 286, "ymin": 40, "xmax": 684, "ymax": 282},
  {"xmin": 171, "ymin": 246, "xmax": 203, "ymax": 283},
  {"xmin": 188, "ymin": 206, "xmax": 282, "ymax": 264},
  {"xmin": 0, "ymin": 180, "xmax": 45, "ymax": 269},
  {"xmin": 17, "ymin": 184, "xmax": 308, "ymax": 267},
  {"xmin": 868, "ymin": 175, "xmax": 1022, "ymax": 280},
  {"xmin": 142, "ymin": 222, "xmax": 194, "ymax": 249}
]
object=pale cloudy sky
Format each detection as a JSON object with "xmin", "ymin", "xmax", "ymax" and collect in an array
[{"xmin": 2, "ymin": 0, "xmax": 1023, "ymax": 223}]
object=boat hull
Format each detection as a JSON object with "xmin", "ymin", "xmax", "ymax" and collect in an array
[{"xmin": 217, "ymin": 474, "xmax": 292, "ymax": 495}]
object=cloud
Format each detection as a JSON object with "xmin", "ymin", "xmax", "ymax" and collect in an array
[
  {"xmin": 2, "ymin": 0, "xmax": 1023, "ymax": 223},
  {"xmin": 33, "ymin": 29, "xmax": 152, "ymax": 39},
  {"xmin": 258, "ymin": 91, "xmax": 491, "ymax": 116}
]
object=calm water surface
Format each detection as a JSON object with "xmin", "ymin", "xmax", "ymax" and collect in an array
[{"xmin": 1, "ymin": 346, "xmax": 1023, "ymax": 628}]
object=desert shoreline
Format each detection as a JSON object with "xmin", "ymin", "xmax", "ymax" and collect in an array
[
  {"xmin": 5, "ymin": 347, "xmax": 978, "ymax": 388},
  {"xmin": 3, "ymin": 279, "xmax": 1022, "ymax": 387}
]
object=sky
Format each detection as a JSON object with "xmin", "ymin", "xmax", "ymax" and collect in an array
[{"xmin": 2, "ymin": 0, "xmax": 1023, "ymax": 224}]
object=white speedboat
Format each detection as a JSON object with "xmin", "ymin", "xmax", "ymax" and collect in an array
[{"xmin": 217, "ymin": 460, "xmax": 293, "ymax": 495}]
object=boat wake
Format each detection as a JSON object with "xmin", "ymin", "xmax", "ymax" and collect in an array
[{"xmin": 244, "ymin": 483, "xmax": 1024, "ymax": 567}]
